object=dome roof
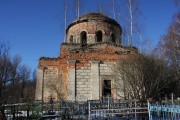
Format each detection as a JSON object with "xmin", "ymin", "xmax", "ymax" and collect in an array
[
  {"xmin": 74, "ymin": 13, "xmax": 119, "ymax": 24},
  {"xmin": 66, "ymin": 13, "xmax": 121, "ymax": 32}
]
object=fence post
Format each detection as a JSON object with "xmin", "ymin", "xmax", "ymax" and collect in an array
[
  {"xmin": 12, "ymin": 105, "xmax": 15, "ymax": 120},
  {"xmin": 108, "ymin": 95, "xmax": 109, "ymax": 110},
  {"xmin": 147, "ymin": 100, "xmax": 151, "ymax": 120},
  {"xmin": 27, "ymin": 104, "xmax": 29, "ymax": 118},
  {"xmin": 171, "ymin": 93, "xmax": 174, "ymax": 105},
  {"xmin": 135, "ymin": 100, "xmax": 137, "ymax": 120},
  {"xmin": 171, "ymin": 93, "xmax": 174, "ymax": 119},
  {"xmin": 88, "ymin": 101, "xmax": 91, "ymax": 120}
]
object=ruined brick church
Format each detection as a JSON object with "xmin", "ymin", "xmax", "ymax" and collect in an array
[{"xmin": 35, "ymin": 13, "xmax": 137, "ymax": 102}]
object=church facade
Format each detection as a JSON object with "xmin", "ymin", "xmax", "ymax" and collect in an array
[{"xmin": 35, "ymin": 13, "xmax": 137, "ymax": 102}]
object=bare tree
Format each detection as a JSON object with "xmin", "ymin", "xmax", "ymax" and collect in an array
[
  {"xmin": 98, "ymin": 2, "xmax": 103, "ymax": 14},
  {"xmin": 0, "ymin": 41, "xmax": 11, "ymax": 103},
  {"xmin": 46, "ymin": 73, "xmax": 65, "ymax": 101},
  {"xmin": 134, "ymin": 22, "xmax": 143, "ymax": 51},
  {"xmin": 64, "ymin": 0, "xmax": 68, "ymax": 42},
  {"xmin": 19, "ymin": 64, "xmax": 31, "ymax": 99},
  {"xmin": 174, "ymin": 0, "xmax": 180, "ymax": 6},
  {"xmin": 111, "ymin": 0, "xmax": 115, "ymax": 19},
  {"xmin": 123, "ymin": 0, "xmax": 141, "ymax": 47},
  {"xmin": 21, "ymin": 68, "xmax": 36, "ymax": 102},
  {"xmin": 32, "ymin": 69, "xmax": 37, "ymax": 87},
  {"xmin": 157, "ymin": 12, "xmax": 180, "ymax": 97},
  {"xmin": 113, "ymin": 54, "xmax": 176, "ymax": 101},
  {"xmin": 128, "ymin": 0, "xmax": 133, "ymax": 46},
  {"xmin": 75, "ymin": 0, "xmax": 80, "ymax": 18},
  {"xmin": 0, "ymin": 41, "xmax": 36, "ymax": 103},
  {"xmin": 11, "ymin": 55, "xmax": 21, "ymax": 85},
  {"xmin": 23, "ymin": 80, "xmax": 36, "ymax": 102},
  {"xmin": 7, "ymin": 55, "xmax": 22, "ymax": 102}
]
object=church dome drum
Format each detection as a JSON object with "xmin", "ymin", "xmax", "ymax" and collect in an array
[{"xmin": 66, "ymin": 13, "xmax": 122, "ymax": 45}]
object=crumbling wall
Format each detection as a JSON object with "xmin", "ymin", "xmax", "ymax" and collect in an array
[{"xmin": 76, "ymin": 61, "xmax": 91, "ymax": 101}]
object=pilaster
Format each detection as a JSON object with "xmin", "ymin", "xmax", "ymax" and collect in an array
[
  {"xmin": 90, "ymin": 60, "xmax": 100, "ymax": 100},
  {"xmin": 67, "ymin": 59, "xmax": 76, "ymax": 101}
]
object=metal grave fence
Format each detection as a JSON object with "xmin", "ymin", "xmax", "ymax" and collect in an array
[
  {"xmin": 0, "ymin": 98, "xmax": 151, "ymax": 120},
  {"xmin": 148, "ymin": 101, "xmax": 180, "ymax": 120},
  {"xmin": 88, "ymin": 97, "xmax": 149, "ymax": 120}
]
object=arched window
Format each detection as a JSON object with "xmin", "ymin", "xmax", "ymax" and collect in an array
[
  {"xmin": 96, "ymin": 31, "xmax": 102, "ymax": 42},
  {"xmin": 69, "ymin": 35, "xmax": 73, "ymax": 43},
  {"xmin": 111, "ymin": 33, "xmax": 116, "ymax": 43},
  {"xmin": 80, "ymin": 31, "xmax": 87, "ymax": 46}
]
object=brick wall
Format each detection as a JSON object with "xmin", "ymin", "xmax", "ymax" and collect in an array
[
  {"xmin": 66, "ymin": 20, "xmax": 121, "ymax": 45},
  {"xmin": 35, "ymin": 43, "xmax": 137, "ymax": 102},
  {"xmin": 76, "ymin": 61, "xmax": 91, "ymax": 101}
]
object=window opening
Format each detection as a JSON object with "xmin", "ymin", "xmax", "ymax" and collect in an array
[
  {"xmin": 96, "ymin": 31, "xmax": 102, "ymax": 42},
  {"xmin": 80, "ymin": 31, "xmax": 87, "ymax": 46},
  {"xmin": 70, "ymin": 35, "xmax": 73, "ymax": 43},
  {"xmin": 103, "ymin": 80, "xmax": 111, "ymax": 97},
  {"xmin": 111, "ymin": 33, "xmax": 116, "ymax": 43}
]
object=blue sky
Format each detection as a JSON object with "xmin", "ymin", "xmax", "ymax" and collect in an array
[{"xmin": 0, "ymin": 0, "xmax": 178, "ymax": 71}]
